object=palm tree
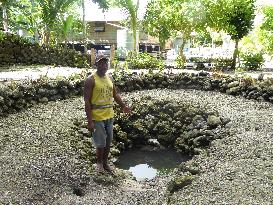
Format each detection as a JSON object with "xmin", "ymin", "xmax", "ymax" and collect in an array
[
  {"xmin": 82, "ymin": 0, "xmax": 109, "ymax": 53},
  {"xmin": 82, "ymin": 0, "xmax": 87, "ymax": 53},
  {"xmin": 36, "ymin": 0, "xmax": 110, "ymax": 46},
  {"xmin": 0, "ymin": 0, "xmax": 15, "ymax": 31},
  {"xmin": 61, "ymin": 15, "xmax": 74, "ymax": 48},
  {"xmin": 37, "ymin": 0, "xmax": 76, "ymax": 45},
  {"xmin": 29, "ymin": 0, "xmax": 40, "ymax": 42},
  {"xmin": 115, "ymin": 0, "xmax": 139, "ymax": 52}
]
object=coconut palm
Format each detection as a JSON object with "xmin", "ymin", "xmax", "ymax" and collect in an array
[
  {"xmin": 82, "ymin": 0, "xmax": 109, "ymax": 53},
  {"xmin": 0, "ymin": 0, "xmax": 15, "ymax": 31},
  {"xmin": 60, "ymin": 14, "xmax": 74, "ymax": 48},
  {"xmin": 36, "ymin": 0, "xmax": 77, "ymax": 45},
  {"xmin": 115, "ymin": 0, "xmax": 139, "ymax": 52}
]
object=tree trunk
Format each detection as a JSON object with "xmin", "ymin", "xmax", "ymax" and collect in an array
[
  {"xmin": 130, "ymin": 0, "xmax": 139, "ymax": 53},
  {"xmin": 34, "ymin": 30, "xmax": 39, "ymax": 42},
  {"xmin": 131, "ymin": 13, "xmax": 138, "ymax": 53},
  {"xmin": 70, "ymin": 31, "xmax": 74, "ymax": 49},
  {"xmin": 2, "ymin": 5, "xmax": 8, "ymax": 32},
  {"xmin": 45, "ymin": 34, "xmax": 50, "ymax": 45},
  {"xmin": 178, "ymin": 39, "xmax": 187, "ymax": 67},
  {"xmin": 44, "ymin": 30, "xmax": 50, "ymax": 45},
  {"xmin": 0, "ymin": 7, "xmax": 3, "ymax": 30},
  {"xmin": 30, "ymin": 0, "xmax": 38, "ymax": 42},
  {"xmin": 110, "ymin": 44, "xmax": 115, "ymax": 67},
  {"xmin": 179, "ymin": 40, "xmax": 186, "ymax": 57},
  {"xmin": 232, "ymin": 39, "xmax": 239, "ymax": 70},
  {"xmin": 159, "ymin": 37, "xmax": 166, "ymax": 59},
  {"xmin": 159, "ymin": 37, "xmax": 166, "ymax": 51},
  {"xmin": 82, "ymin": 0, "xmax": 87, "ymax": 54},
  {"xmin": 132, "ymin": 27, "xmax": 137, "ymax": 52},
  {"xmin": 64, "ymin": 38, "xmax": 68, "ymax": 49}
]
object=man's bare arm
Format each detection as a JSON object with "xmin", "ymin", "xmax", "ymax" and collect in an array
[
  {"xmin": 113, "ymin": 85, "xmax": 131, "ymax": 114},
  {"xmin": 113, "ymin": 85, "xmax": 126, "ymax": 108},
  {"xmin": 84, "ymin": 76, "xmax": 94, "ymax": 130}
]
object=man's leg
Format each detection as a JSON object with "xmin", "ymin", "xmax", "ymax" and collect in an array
[
  {"xmin": 96, "ymin": 147, "xmax": 104, "ymax": 172},
  {"xmin": 103, "ymin": 144, "xmax": 111, "ymax": 171},
  {"xmin": 92, "ymin": 121, "xmax": 107, "ymax": 172},
  {"xmin": 103, "ymin": 118, "xmax": 114, "ymax": 172}
]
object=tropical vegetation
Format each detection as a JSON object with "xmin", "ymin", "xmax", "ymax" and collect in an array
[{"xmin": 0, "ymin": 0, "xmax": 273, "ymax": 69}]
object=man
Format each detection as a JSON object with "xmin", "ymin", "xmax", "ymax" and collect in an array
[{"xmin": 84, "ymin": 54, "xmax": 131, "ymax": 173}]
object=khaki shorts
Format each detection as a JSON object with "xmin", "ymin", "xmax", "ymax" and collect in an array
[{"xmin": 92, "ymin": 118, "xmax": 114, "ymax": 148}]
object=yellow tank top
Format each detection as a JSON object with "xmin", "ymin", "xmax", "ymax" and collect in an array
[{"xmin": 91, "ymin": 72, "xmax": 114, "ymax": 121}]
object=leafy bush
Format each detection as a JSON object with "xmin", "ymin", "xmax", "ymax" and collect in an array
[
  {"xmin": 126, "ymin": 52, "xmax": 164, "ymax": 70},
  {"xmin": 0, "ymin": 31, "xmax": 33, "ymax": 45},
  {"xmin": 176, "ymin": 56, "xmax": 234, "ymax": 71},
  {"xmin": 214, "ymin": 39, "xmax": 223, "ymax": 47},
  {"xmin": 212, "ymin": 57, "xmax": 233, "ymax": 71},
  {"xmin": 175, "ymin": 55, "xmax": 186, "ymax": 69},
  {"xmin": 189, "ymin": 57, "xmax": 213, "ymax": 63},
  {"xmin": 116, "ymin": 47, "xmax": 128, "ymax": 60},
  {"xmin": 241, "ymin": 52, "xmax": 264, "ymax": 71},
  {"xmin": 186, "ymin": 57, "xmax": 209, "ymax": 71},
  {"xmin": 188, "ymin": 57, "xmax": 204, "ymax": 63},
  {"xmin": 0, "ymin": 32, "xmax": 90, "ymax": 68},
  {"xmin": 0, "ymin": 31, "xmax": 5, "ymax": 41}
]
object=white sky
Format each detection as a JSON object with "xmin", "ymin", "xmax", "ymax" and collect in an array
[
  {"xmin": 257, "ymin": 0, "xmax": 273, "ymax": 6},
  {"xmin": 83, "ymin": 0, "xmax": 273, "ymax": 22},
  {"xmin": 82, "ymin": 0, "xmax": 148, "ymax": 21}
]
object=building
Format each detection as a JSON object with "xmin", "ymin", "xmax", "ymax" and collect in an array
[{"xmin": 75, "ymin": 3, "xmax": 160, "ymax": 57}]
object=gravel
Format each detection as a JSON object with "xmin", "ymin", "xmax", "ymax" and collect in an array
[
  {"xmin": 164, "ymin": 89, "xmax": 273, "ymax": 205},
  {"xmin": 1, "ymin": 89, "xmax": 273, "ymax": 204}
]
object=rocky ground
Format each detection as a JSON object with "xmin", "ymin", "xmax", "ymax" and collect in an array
[
  {"xmin": 0, "ymin": 89, "xmax": 273, "ymax": 204},
  {"xmin": 1, "ymin": 65, "xmax": 273, "ymax": 82},
  {"xmin": 167, "ymin": 90, "xmax": 273, "ymax": 204},
  {"xmin": 0, "ymin": 66, "xmax": 85, "ymax": 82}
]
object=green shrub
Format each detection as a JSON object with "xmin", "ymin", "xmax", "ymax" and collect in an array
[
  {"xmin": 116, "ymin": 47, "xmax": 128, "ymax": 60},
  {"xmin": 212, "ymin": 57, "xmax": 233, "ymax": 71},
  {"xmin": 188, "ymin": 57, "xmax": 209, "ymax": 63},
  {"xmin": 241, "ymin": 52, "xmax": 264, "ymax": 71},
  {"xmin": 0, "ymin": 31, "xmax": 33, "ymax": 45},
  {"xmin": 175, "ymin": 55, "xmax": 186, "ymax": 69},
  {"xmin": 214, "ymin": 39, "xmax": 223, "ymax": 47},
  {"xmin": 126, "ymin": 51, "xmax": 164, "ymax": 70},
  {"xmin": 0, "ymin": 32, "xmax": 90, "ymax": 68},
  {"xmin": 0, "ymin": 31, "xmax": 5, "ymax": 41}
]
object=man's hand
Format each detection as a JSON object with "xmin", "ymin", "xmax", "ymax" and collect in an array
[
  {"xmin": 87, "ymin": 121, "xmax": 95, "ymax": 132},
  {"xmin": 122, "ymin": 106, "xmax": 132, "ymax": 115}
]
